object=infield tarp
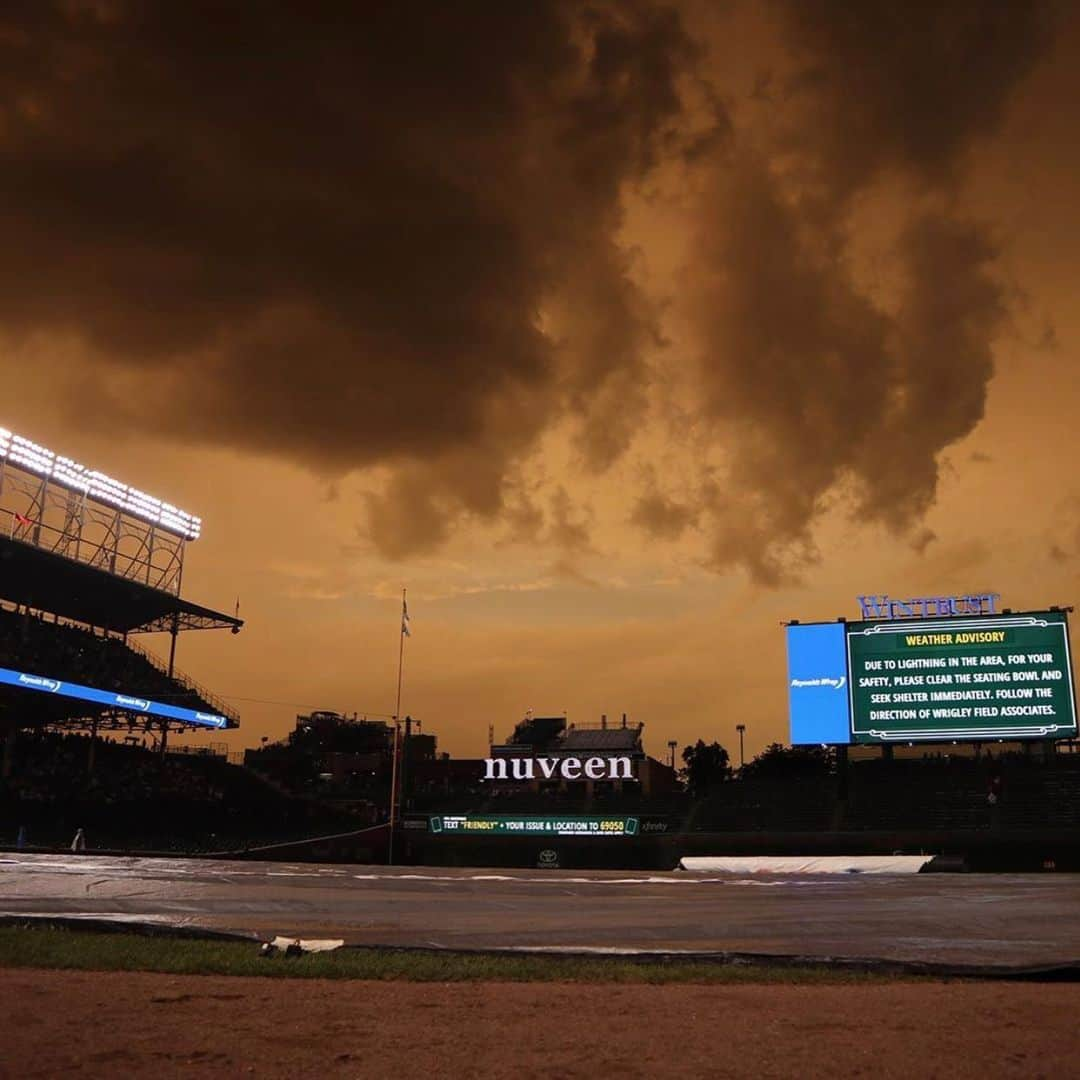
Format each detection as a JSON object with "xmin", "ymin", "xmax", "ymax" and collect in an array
[{"xmin": 679, "ymin": 855, "xmax": 931, "ymax": 874}]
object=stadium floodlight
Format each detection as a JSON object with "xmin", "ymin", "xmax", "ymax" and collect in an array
[{"xmin": 0, "ymin": 426, "xmax": 202, "ymax": 541}]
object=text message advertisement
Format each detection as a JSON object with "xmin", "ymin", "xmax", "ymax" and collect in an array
[
  {"xmin": 430, "ymin": 815, "xmax": 639, "ymax": 837},
  {"xmin": 847, "ymin": 612, "xmax": 1077, "ymax": 743}
]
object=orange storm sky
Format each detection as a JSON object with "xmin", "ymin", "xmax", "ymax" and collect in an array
[{"xmin": 3, "ymin": 1, "xmax": 1080, "ymax": 761}]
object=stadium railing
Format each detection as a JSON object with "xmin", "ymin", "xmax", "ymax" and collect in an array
[{"xmin": 122, "ymin": 633, "xmax": 238, "ymax": 721}]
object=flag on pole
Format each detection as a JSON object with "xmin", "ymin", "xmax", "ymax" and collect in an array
[{"xmin": 401, "ymin": 595, "xmax": 411, "ymax": 637}]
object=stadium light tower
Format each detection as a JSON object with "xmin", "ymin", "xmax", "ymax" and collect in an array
[
  {"xmin": 0, "ymin": 425, "xmax": 201, "ymax": 595},
  {"xmin": 667, "ymin": 739, "xmax": 677, "ymax": 770},
  {"xmin": 736, "ymin": 723, "xmax": 746, "ymax": 769},
  {"xmin": 0, "ymin": 427, "xmax": 200, "ymax": 538}
]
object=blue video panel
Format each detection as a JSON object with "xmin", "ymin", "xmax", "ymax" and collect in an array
[
  {"xmin": 0, "ymin": 666, "xmax": 229, "ymax": 729},
  {"xmin": 786, "ymin": 623, "xmax": 851, "ymax": 745}
]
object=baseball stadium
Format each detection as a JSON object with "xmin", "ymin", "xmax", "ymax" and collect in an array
[
  {"xmin": 2, "ymin": 425, "xmax": 1080, "ymax": 1075},
  {"xmin": 5, "ymin": 4, "xmax": 1080, "ymax": 1070}
]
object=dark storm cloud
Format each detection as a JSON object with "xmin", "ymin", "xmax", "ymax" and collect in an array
[
  {"xmin": 779, "ymin": 0, "xmax": 1051, "ymax": 191},
  {"xmin": 0, "ymin": 0, "xmax": 697, "ymax": 552},
  {"xmin": 0, "ymin": 1, "xmax": 1058, "ymax": 578},
  {"xmin": 687, "ymin": 0, "xmax": 1048, "ymax": 582},
  {"xmin": 630, "ymin": 491, "xmax": 698, "ymax": 541}
]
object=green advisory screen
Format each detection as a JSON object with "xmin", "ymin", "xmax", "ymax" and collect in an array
[
  {"xmin": 848, "ymin": 611, "xmax": 1077, "ymax": 743},
  {"xmin": 429, "ymin": 815, "xmax": 639, "ymax": 837}
]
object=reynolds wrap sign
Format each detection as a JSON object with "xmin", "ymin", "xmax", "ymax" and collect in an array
[
  {"xmin": 786, "ymin": 622, "xmax": 850, "ymax": 745},
  {"xmin": 482, "ymin": 755, "xmax": 635, "ymax": 782}
]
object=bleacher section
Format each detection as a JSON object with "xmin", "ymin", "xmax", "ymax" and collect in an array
[
  {"xmin": 1, "ymin": 730, "xmax": 359, "ymax": 852},
  {"xmin": 994, "ymin": 763, "xmax": 1080, "ymax": 830},
  {"xmin": 845, "ymin": 755, "xmax": 1080, "ymax": 833},
  {"xmin": 561, "ymin": 727, "xmax": 641, "ymax": 753},
  {"xmin": 846, "ymin": 759, "xmax": 986, "ymax": 831},
  {"xmin": 689, "ymin": 778, "xmax": 835, "ymax": 832}
]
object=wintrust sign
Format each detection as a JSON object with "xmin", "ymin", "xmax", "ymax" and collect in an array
[
  {"xmin": 856, "ymin": 593, "xmax": 1000, "ymax": 620},
  {"xmin": 482, "ymin": 756, "xmax": 635, "ymax": 782}
]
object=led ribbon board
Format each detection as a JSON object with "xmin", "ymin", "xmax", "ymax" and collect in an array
[
  {"xmin": 0, "ymin": 427, "xmax": 201, "ymax": 540},
  {"xmin": 847, "ymin": 612, "xmax": 1077, "ymax": 743},
  {"xmin": 429, "ymin": 815, "xmax": 640, "ymax": 837},
  {"xmin": 0, "ymin": 665, "xmax": 229, "ymax": 729}
]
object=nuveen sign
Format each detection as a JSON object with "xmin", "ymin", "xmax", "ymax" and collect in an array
[{"xmin": 482, "ymin": 756, "xmax": 635, "ymax": 781}]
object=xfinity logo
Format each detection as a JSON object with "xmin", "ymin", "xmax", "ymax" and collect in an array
[
  {"xmin": 791, "ymin": 677, "xmax": 846, "ymax": 690},
  {"xmin": 483, "ymin": 756, "xmax": 635, "ymax": 782}
]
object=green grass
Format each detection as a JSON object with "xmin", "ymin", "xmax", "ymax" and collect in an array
[{"xmin": 0, "ymin": 925, "xmax": 897, "ymax": 984}]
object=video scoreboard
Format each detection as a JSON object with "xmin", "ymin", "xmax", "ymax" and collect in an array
[{"xmin": 787, "ymin": 609, "xmax": 1077, "ymax": 745}]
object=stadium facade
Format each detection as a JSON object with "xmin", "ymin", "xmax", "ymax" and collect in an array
[
  {"xmin": 4, "ymin": 443, "xmax": 1080, "ymax": 876},
  {"xmin": 0, "ymin": 426, "xmax": 242, "ymax": 778}
]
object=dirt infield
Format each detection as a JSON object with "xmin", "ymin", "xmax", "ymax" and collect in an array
[{"xmin": 3, "ymin": 968, "xmax": 1079, "ymax": 1078}]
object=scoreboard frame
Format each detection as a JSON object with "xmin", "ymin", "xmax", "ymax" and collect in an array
[{"xmin": 787, "ymin": 608, "xmax": 1079, "ymax": 747}]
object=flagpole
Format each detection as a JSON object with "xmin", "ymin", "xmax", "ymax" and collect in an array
[
  {"xmin": 395, "ymin": 587, "xmax": 407, "ymax": 725},
  {"xmin": 388, "ymin": 588, "xmax": 406, "ymax": 866}
]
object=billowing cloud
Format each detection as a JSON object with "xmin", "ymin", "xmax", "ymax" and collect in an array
[
  {"xmin": 630, "ymin": 491, "xmax": 698, "ymax": 541},
  {"xmin": 684, "ymin": 1, "xmax": 1046, "ymax": 582},
  {"xmin": 0, "ymin": 0, "xmax": 698, "ymax": 553},
  {"xmin": 0, "ymin": 1, "xmax": 1059, "ymax": 579},
  {"xmin": 778, "ymin": 0, "xmax": 1051, "ymax": 191}
]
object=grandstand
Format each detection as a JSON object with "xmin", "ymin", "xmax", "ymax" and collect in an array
[
  {"xmin": 0, "ymin": 426, "xmax": 241, "ymax": 781},
  {"xmin": 2, "ymin": 728, "xmax": 364, "ymax": 852}
]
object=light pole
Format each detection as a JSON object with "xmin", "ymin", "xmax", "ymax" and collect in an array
[
  {"xmin": 735, "ymin": 724, "xmax": 746, "ymax": 770},
  {"xmin": 667, "ymin": 739, "xmax": 677, "ymax": 770}
]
